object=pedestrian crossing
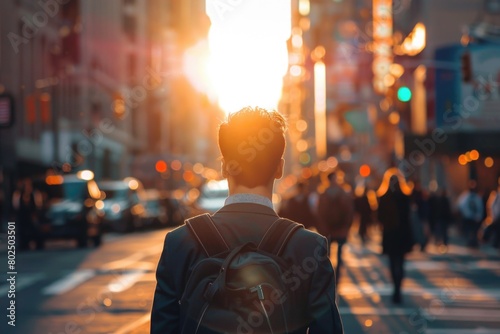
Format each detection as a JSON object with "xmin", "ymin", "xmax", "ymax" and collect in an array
[
  {"xmin": 42, "ymin": 269, "xmax": 96, "ymax": 295},
  {"xmin": 426, "ymin": 329, "xmax": 500, "ymax": 334},
  {"xmin": 2, "ymin": 258, "xmax": 498, "ymax": 299},
  {"xmin": 1, "ymin": 238, "xmax": 498, "ymax": 334},
  {"xmin": 338, "ymin": 306, "xmax": 500, "ymax": 322}
]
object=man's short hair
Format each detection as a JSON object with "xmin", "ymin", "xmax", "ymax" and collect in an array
[{"xmin": 218, "ymin": 106, "xmax": 286, "ymax": 188}]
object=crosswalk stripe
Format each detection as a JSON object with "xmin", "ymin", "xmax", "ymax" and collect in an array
[
  {"xmin": 100, "ymin": 245, "xmax": 162, "ymax": 271},
  {"xmin": 106, "ymin": 270, "xmax": 146, "ymax": 293},
  {"xmin": 0, "ymin": 273, "xmax": 45, "ymax": 295},
  {"xmin": 338, "ymin": 306, "xmax": 500, "ymax": 322},
  {"xmin": 343, "ymin": 258, "xmax": 500, "ymax": 271},
  {"xmin": 426, "ymin": 329, "xmax": 500, "ymax": 334},
  {"xmin": 113, "ymin": 313, "xmax": 150, "ymax": 334},
  {"xmin": 339, "ymin": 284, "xmax": 500, "ymax": 299},
  {"xmin": 42, "ymin": 269, "xmax": 95, "ymax": 295}
]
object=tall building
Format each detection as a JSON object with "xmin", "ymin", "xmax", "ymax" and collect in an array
[
  {"xmin": 283, "ymin": 0, "xmax": 381, "ymax": 184},
  {"xmin": 397, "ymin": 0, "xmax": 500, "ymax": 195},
  {"xmin": 0, "ymin": 0, "xmax": 220, "ymax": 224}
]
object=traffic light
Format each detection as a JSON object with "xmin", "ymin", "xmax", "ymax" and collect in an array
[
  {"xmin": 461, "ymin": 51, "xmax": 472, "ymax": 83},
  {"xmin": 397, "ymin": 86, "xmax": 412, "ymax": 102},
  {"xmin": 155, "ymin": 160, "xmax": 168, "ymax": 173}
]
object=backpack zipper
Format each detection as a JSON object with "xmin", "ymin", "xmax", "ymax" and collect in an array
[
  {"xmin": 194, "ymin": 302, "xmax": 210, "ymax": 334},
  {"xmin": 259, "ymin": 299, "xmax": 275, "ymax": 334},
  {"xmin": 251, "ymin": 284, "xmax": 275, "ymax": 334}
]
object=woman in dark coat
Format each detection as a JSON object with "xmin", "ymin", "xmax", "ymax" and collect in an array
[{"xmin": 377, "ymin": 173, "xmax": 413, "ymax": 304}]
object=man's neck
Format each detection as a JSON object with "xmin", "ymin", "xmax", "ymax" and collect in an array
[{"xmin": 228, "ymin": 182, "xmax": 274, "ymax": 201}]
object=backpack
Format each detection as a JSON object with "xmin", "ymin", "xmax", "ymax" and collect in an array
[{"xmin": 180, "ymin": 213, "xmax": 304, "ymax": 334}]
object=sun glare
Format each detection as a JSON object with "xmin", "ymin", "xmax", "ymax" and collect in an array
[{"xmin": 203, "ymin": 0, "xmax": 291, "ymax": 114}]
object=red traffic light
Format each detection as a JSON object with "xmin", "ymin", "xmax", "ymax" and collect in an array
[{"xmin": 155, "ymin": 160, "xmax": 168, "ymax": 173}]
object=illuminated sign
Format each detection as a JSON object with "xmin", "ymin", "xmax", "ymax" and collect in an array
[
  {"xmin": 0, "ymin": 94, "xmax": 14, "ymax": 128},
  {"xmin": 372, "ymin": 0, "xmax": 393, "ymax": 95}
]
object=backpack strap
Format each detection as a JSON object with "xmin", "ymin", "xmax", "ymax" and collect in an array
[
  {"xmin": 258, "ymin": 218, "xmax": 304, "ymax": 256},
  {"xmin": 186, "ymin": 213, "xmax": 230, "ymax": 257}
]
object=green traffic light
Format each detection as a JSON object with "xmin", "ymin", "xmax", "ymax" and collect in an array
[{"xmin": 397, "ymin": 86, "xmax": 412, "ymax": 102}]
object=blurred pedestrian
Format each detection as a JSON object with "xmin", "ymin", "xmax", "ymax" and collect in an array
[
  {"xmin": 457, "ymin": 181, "xmax": 484, "ymax": 248},
  {"xmin": 12, "ymin": 178, "xmax": 43, "ymax": 250},
  {"xmin": 410, "ymin": 182, "xmax": 430, "ymax": 252},
  {"xmin": 278, "ymin": 181, "xmax": 318, "ymax": 230},
  {"xmin": 429, "ymin": 188, "xmax": 452, "ymax": 249},
  {"xmin": 377, "ymin": 171, "xmax": 413, "ymax": 304},
  {"xmin": 317, "ymin": 171, "xmax": 354, "ymax": 284},
  {"xmin": 485, "ymin": 181, "xmax": 500, "ymax": 249},
  {"xmin": 354, "ymin": 187, "xmax": 373, "ymax": 244}
]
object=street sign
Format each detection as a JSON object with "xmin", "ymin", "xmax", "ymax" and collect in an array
[{"xmin": 0, "ymin": 94, "xmax": 14, "ymax": 128}]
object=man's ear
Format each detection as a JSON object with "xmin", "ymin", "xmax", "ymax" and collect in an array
[
  {"xmin": 221, "ymin": 158, "xmax": 228, "ymax": 178},
  {"xmin": 274, "ymin": 158, "xmax": 285, "ymax": 179}
]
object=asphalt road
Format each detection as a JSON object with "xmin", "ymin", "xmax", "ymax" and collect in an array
[{"xmin": 0, "ymin": 226, "xmax": 499, "ymax": 334}]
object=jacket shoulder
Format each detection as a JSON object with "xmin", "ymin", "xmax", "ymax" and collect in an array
[
  {"xmin": 286, "ymin": 227, "xmax": 329, "ymax": 256},
  {"xmin": 163, "ymin": 224, "xmax": 196, "ymax": 250}
]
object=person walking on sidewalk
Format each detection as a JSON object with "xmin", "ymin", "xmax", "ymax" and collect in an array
[
  {"xmin": 377, "ymin": 170, "xmax": 413, "ymax": 304},
  {"xmin": 151, "ymin": 107, "xmax": 343, "ymax": 333},
  {"xmin": 317, "ymin": 171, "xmax": 354, "ymax": 285},
  {"xmin": 485, "ymin": 181, "xmax": 500, "ymax": 249},
  {"xmin": 457, "ymin": 182, "xmax": 484, "ymax": 248},
  {"xmin": 278, "ymin": 181, "xmax": 318, "ymax": 230},
  {"xmin": 429, "ymin": 188, "xmax": 452, "ymax": 249},
  {"xmin": 354, "ymin": 186, "xmax": 373, "ymax": 244}
]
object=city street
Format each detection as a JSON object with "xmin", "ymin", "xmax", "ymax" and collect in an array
[
  {"xmin": 1, "ymin": 0, "xmax": 500, "ymax": 333},
  {"xmin": 1, "ymin": 226, "xmax": 499, "ymax": 334}
]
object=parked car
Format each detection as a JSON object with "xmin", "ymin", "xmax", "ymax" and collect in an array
[
  {"xmin": 140, "ymin": 189, "xmax": 168, "ymax": 227},
  {"xmin": 98, "ymin": 177, "xmax": 145, "ymax": 233},
  {"xmin": 159, "ymin": 191, "xmax": 188, "ymax": 227},
  {"xmin": 191, "ymin": 179, "xmax": 229, "ymax": 214},
  {"xmin": 40, "ymin": 170, "xmax": 103, "ymax": 248}
]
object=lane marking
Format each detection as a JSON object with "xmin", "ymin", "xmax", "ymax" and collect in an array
[
  {"xmin": 106, "ymin": 270, "xmax": 146, "ymax": 293},
  {"xmin": 338, "ymin": 306, "xmax": 500, "ymax": 322},
  {"xmin": 113, "ymin": 313, "xmax": 150, "ymax": 334},
  {"xmin": 0, "ymin": 273, "xmax": 45, "ymax": 295},
  {"xmin": 339, "ymin": 284, "xmax": 500, "ymax": 299},
  {"xmin": 100, "ymin": 245, "xmax": 162, "ymax": 271},
  {"xmin": 426, "ymin": 329, "xmax": 500, "ymax": 334},
  {"xmin": 38, "ymin": 244, "xmax": 160, "ymax": 296},
  {"xmin": 42, "ymin": 269, "xmax": 95, "ymax": 295}
]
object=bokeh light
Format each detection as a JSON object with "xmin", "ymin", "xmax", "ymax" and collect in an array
[
  {"xmin": 155, "ymin": 160, "xmax": 167, "ymax": 173},
  {"xmin": 171, "ymin": 160, "xmax": 182, "ymax": 171},
  {"xmin": 470, "ymin": 149, "xmax": 479, "ymax": 161},
  {"xmin": 296, "ymin": 119, "xmax": 308, "ymax": 132},
  {"xmin": 359, "ymin": 164, "xmax": 371, "ymax": 177}
]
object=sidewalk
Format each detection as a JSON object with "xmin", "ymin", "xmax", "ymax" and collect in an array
[{"xmin": 335, "ymin": 225, "xmax": 500, "ymax": 333}]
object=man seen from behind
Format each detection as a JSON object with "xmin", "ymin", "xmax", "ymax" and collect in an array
[{"xmin": 151, "ymin": 106, "xmax": 343, "ymax": 333}]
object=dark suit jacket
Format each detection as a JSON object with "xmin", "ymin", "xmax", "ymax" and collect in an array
[{"xmin": 151, "ymin": 202, "xmax": 343, "ymax": 333}]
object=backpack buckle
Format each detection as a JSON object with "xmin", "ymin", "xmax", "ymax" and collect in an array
[{"xmin": 250, "ymin": 285, "xmax": 265, "ymax": 300}]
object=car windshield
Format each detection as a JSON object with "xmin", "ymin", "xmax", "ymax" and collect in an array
[
  {"xmin": 201, "ymin": 180, "xmax": 228, "ymax": 199},
  {"xmin": 63, "ymin": 181, "xmax": 87, "ymax": 201},
  {"xmin": 201, "ymin": 189, "xmax": 228, "ymax": 199}
]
